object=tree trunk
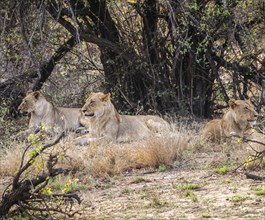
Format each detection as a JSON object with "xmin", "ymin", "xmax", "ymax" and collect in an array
[
  {"xmin": 0, "ymin": 37, "xmax": 76, "ymax": 115},
  {"xmin": 87, "ymin": 0, "xmax": 152, "ymax": 111}
]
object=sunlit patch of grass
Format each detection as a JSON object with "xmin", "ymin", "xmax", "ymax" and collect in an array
[
  {"xmin": 213, "ymin": 165, "xmax": 228, "ymax": 174},
  {"xmin": 222, "ymin": 179, "xmax": 232, "ymax": 184},
  {"xmin": 158, "ymin": 164, "xmax": 167, "ymax": 172},
  {"xmin": 175, "ymin": 182, "xmax": 205, "ymax": 203},
  {"xmin": 255, "ymin": 188, "xmax": 265, "ymax": 196},
  {"xmin": 142, "ymin": 191, "xmax": 168, "ymax": 208},
  {"xmin": 50, "ymin": 176, "xmax": 88, "ymax": 192},
  {"xmin": 231, "ymin": 195, "xmax": 248, "ymax": 203},
  {"xmin": 120, "ymin": 188, "xmax": 130, "ymax": 195},
  {"xmin": 129, "ymin": 176, "xmax": 150, "ymax": 184},
  {"xmin": 175, "ymin": 183, "xmax": 205, "ymax": 191},
  {"xmin": 201, "ymin": 213, "xmax": 212, "ymax": 218},
  {"xmin": 251, "ymin": 186, "xmax": 265, "ymax": 195},
  {"xmin": 183, "ymin": 190, "xmax": 198, "ymax": 202}
]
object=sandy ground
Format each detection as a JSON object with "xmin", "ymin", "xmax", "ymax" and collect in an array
[
  {"xmin": 80, "ymin": 171, "xmax": 265, "ymax": 219},
  {"xmin": 0, "ymin": 147, "xmax": 264, "ymax": 219},
  {"xmin": 74, "ymin": 153, "xmax": 265, "ymax": 220}
]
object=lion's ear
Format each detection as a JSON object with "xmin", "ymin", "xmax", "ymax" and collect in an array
[
  {"xmin": 228, "ymin": 99, "xmax": 236, "ymax": 108},
  {"xmin": 246, "ymin": 99, "xmax": 252, "ymax": 105},
  {"xmin": 102, "ymin": 93, "xmax": 110, "ymax": 102},
  {"xmin": 33, "ymin": 91, "xmax": 41, "ymax": 99},
  {"xmin": 86, "ymin": 92, "xmax": 95, "ymax": 100}
]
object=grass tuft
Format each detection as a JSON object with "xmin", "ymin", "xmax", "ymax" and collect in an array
[{"xmin": 183, "ymin": 190, "xmax": 198, "ymax": 202}]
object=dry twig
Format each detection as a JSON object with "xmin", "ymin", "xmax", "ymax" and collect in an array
[{"xmin": 0, "ymin": 132, "xmax": 82, "ymax": 218}]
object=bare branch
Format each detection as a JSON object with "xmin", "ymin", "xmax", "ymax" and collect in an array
[{"xmin": 0, "ymin": 132, "xmax": 81, "ymax": 218}]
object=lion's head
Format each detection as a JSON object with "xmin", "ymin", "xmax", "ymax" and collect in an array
[
  {"xmin": 202, "ymin": 99, "xmax": 258, "ymax": 141},
  {"xmin": 81, "ymin": 92, "xmax": 111, "ymax": 118},
  {"xmin": 228, "ymin": 99, "xmax": 258, "ymax": 131},
  {"xmin": 18, "ymin": 91, "xmax": 42, "ymax": 113}
]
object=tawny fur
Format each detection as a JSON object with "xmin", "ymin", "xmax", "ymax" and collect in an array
[
  {"xmin": 201, "ymin": 100, "xmax": 258, "ymax": 142},
  {"xmin": 76, "ymin": 92, "xmax": 169, "ymax": 145},
  {"xmin": 17, "ymin": 91, "xmax": 82, "ymax": 139}
]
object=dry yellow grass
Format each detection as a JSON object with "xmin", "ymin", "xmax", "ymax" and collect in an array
[
  {"xmin": 129, "ymin": 134, "xmax": 189, "ymax": 168},
  {"xmin": 0, "ymin": 126, "xmax": 192, "ymax": 178},
  {"xmin": 0, "ymin": 144, "xmax": 23, "ymax": 176},
  {"xmin": 69, "ymin": 127, "xmax": 192, "ymax": 177},
  {"xmin": 2, "ymin": 120, "xmax": 262, "ymax": 179}
]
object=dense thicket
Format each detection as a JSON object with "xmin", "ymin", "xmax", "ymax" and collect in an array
[{"xmin": 0, "ymin": 0, "xmax": 264, "ymax": 117}]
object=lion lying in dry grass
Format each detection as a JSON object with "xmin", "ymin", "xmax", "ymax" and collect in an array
[
  {"xmin": 17, "ymin": 91, "xmax": 82, "ymax": 139},
  {"xmin": 201, "ymin": 99, "xmax": 258, "ymax": 142},
  {"xmin": 76, "ymin": 92, "xmax": 170, "ymax": 145}
]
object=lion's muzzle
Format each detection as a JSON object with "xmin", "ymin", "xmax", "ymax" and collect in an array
[
  {"xmin": 82, "ymin": 109, "xmax": 94, "ymax": 117},
  {"xmin": 18, "ymin": 104, "xmax": 27, "ymax": 115},
  {"xmin": 84, "ymin": 112, "xmax": 94, "ymax": 117}
]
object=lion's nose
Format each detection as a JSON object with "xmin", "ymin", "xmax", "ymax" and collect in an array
[{"xmin": 18, "ymin": 106, "xmax": 22, "ymax": 112}]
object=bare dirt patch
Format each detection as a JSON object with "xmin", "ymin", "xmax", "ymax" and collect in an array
[{"xmin": 78, "ymin": 152, "xmax": 265, "ymax": 219}]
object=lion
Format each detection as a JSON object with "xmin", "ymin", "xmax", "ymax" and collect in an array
[
  {"xmin": 76, "ymin": 92, "xmax": 169, "ymax": 145},
  {"xmin": 17, "ymin": 91, "xmax": 82, "ymax": 139},
  {"xmin": 201, "ymin": 99, "xmax": 258, "ymax": 142}
]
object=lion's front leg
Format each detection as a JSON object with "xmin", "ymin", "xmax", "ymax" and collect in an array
[
  {"xmin": 74, "ymin": 134, "xmax": 100, "ymax": 146},
  {"xmin": 15, "ymin": 128, "xmax": 36, "ymax": 141}
]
